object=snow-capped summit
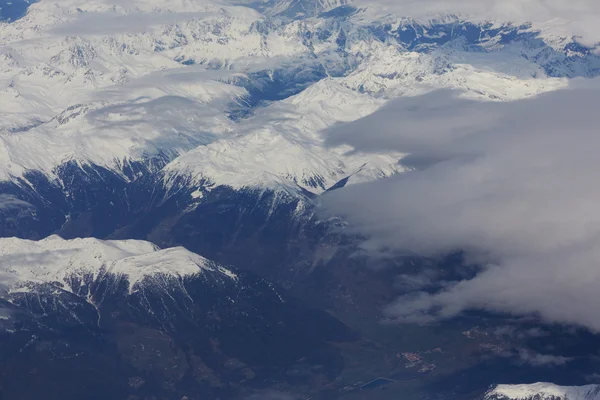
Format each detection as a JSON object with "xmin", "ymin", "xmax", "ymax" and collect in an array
[
  {"xmin": 243, "ymin": 0, "xmax": 349, "ymax": 19},
  {"xmin": 486, "ymin": 383, "xmax": 600, "ymax": 400},
  {"xmin": 0, "ymin": 231, "xmax": 357, "ymax": 400},
  {"xmin": 0, "ymin": 235, "xmax": 236, "ymax": 294},
  {"xmin": 162, "ymin": 78, "xmax": 403, "ymax": 193}
]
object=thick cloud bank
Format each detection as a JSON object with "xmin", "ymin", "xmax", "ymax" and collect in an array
[{"xmin": 322, "ymin": 80, "xmax": 600, "ymax": 331}]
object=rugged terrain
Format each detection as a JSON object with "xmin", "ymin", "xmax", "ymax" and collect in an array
[{"xmin": 2, "ymin": 0, "xmax": 600, "ymax": 399}]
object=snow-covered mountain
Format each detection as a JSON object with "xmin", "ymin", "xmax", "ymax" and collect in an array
[
  {"xmin": 0, "ymin": 0, "xmax": 400, "ymax": 194},
  {"xmin": 0, "ymin": 234, "xmax": 237, "ymax": 295},
  {"xmin": 3, "ymin": 2, "xmax": 600, "ymax": 399},
  {"xmin": 486, "ymin": 383, "xmax": 600, "ymax": 400},
  {"xmin": 0, "ymin": 235, "xmax": 356, "ymax": 399},
  {"xmin": 243, "ymin": 0, "xmax": 350, "ymax": 19},
  {"xmin": 1, "ymin": 0, "xmax": 599, "ymax": 284},
  {"xmin": 1, "ymin": 0, "xmax": 598, "ymax": 201}
]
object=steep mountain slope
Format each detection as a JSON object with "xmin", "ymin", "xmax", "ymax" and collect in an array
[
  {"xmin": 1, "ymin": 0, "xmax": 600, "ymax": 287},
  {"xmin": 0, "ymin": 235, "xmax": 233, "ymax": 293},
  {"xmin": 0, "ymin": 236, "xmax": 356, "ymax": 400}
]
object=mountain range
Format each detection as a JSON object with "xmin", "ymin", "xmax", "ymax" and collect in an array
[{"xmin": 2, "ymin": 0, "xmax": 600, "ymax": 399}]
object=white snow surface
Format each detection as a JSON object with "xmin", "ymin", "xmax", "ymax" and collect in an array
[
  {"xmin": 0, "ymin": 0, "xmax": 596, "ymax": 193},
  {"xmin": 487, "ymin": 383, "xmax": 600, "ymax": 400},
  {"xmin": 0, "ymin": 235, "xmax": 236, "ymax": 293}
]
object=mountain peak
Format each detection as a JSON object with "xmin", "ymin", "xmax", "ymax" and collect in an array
[
  {"xmin": 487, "ymin": 383, "xmax": 600, "ymax": 400},
  {"xmin": 0, "ymin": 235, "xmax": 236, "ymax": 294}
]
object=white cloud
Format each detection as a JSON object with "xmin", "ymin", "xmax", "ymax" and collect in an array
[
  {"xmin": 322, "ymin": 79, "xmax": 600, "ymax": 331},
  {"xmin": 515, "ymin": 349, "xmax": 572, "ymax": 366},
  {"xmin": 49, "ymin": 11, "xmax": 216, "ymax": 36}
]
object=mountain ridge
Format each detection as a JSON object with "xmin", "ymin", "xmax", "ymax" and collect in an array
[
  {"xmin": 486, "ymin": 383, "xmax": 600, "ymax": 400},
  {"xmin": 1, "ymin": 0, "xmax": 599, "ymax": 199}
]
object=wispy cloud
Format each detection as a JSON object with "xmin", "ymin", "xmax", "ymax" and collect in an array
[
  {"xmin": 515, "ymin": 349, "xmax": 572, "ymax": 367},
  {"xmin": 49, "ymin": 10, "xmax": 216, "ymax": 36}
]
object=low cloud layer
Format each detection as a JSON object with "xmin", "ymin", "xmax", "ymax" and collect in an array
[
  {"xmin": 50, "ymin": 11, "xmax": 215, "ymax": 36},
  {"xmin": 322, "ymin": 80, "xmax": 600, "ymax": 331}
]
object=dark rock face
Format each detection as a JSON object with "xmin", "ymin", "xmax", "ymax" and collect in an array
[
  {"xmin": 0, "ymin": 160, "xmax": 337, "ymax": 286},
  {"xmin": 0, "ymin": 266, "xmax": 356, "ymax": 400},
  {"xmin": 0, "ymin": 162, "xmax": 359, "ymax": 400},
  {"xmin": 6, "ymin": 161, "xmax": 600, "ymax": 400},
  {"xmin": 0, "ymin": 0, "xmax": 37, "ymax": 22}
]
